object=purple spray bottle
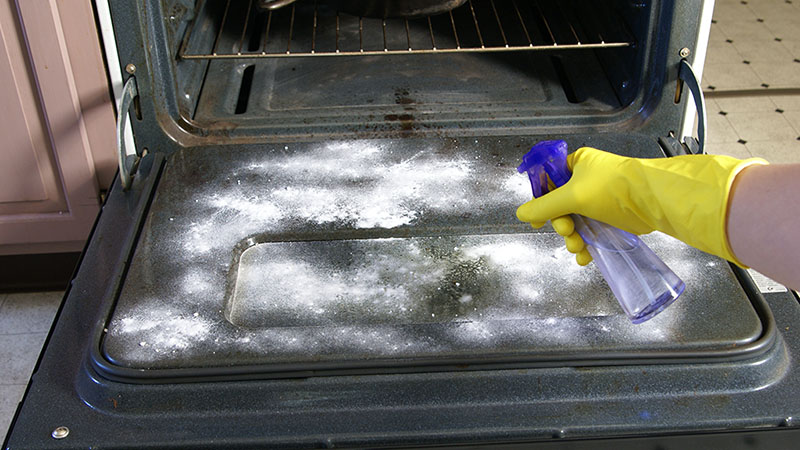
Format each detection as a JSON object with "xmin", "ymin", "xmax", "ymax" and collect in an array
[{"xmin": 518, "ymin": 140, "xmax": 685, "ymax": 323}]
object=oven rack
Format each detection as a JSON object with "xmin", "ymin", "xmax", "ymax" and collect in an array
[{"xmin": 178, "ymin": 0, "xmax": 634, "ymax": 60}]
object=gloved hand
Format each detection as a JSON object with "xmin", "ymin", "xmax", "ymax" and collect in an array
[{"xmin": 516, "ymin": 147, "xmax": 768, "ymax": 267}]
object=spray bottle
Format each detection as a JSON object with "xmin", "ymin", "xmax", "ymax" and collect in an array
[{"xmin": 518, "ymin": 140, "xmax": 685, "ymax": 323}]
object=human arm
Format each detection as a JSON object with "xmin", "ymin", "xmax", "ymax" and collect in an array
[{"xmin": 727, "ymin": 163, "xmax": 800, "ymax": 290}]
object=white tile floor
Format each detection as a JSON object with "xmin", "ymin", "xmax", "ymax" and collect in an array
[
  {"xmin": 704, "ymin": 0, "xmax": 800, "ymax": 91},
  {"xmin": 696, "ymin": 0, "xmax": 800, "ymax": 164},
  {"xmin": 0, "ymin": 292, "xmax": 62, "ymax": 443},
  {"xmin": 3, "ymin": 0, "xmax": 800, "ymax": 445},
  {"xmin": 705, "ymin": 95, "xmax": 800, "ymax": 163}
]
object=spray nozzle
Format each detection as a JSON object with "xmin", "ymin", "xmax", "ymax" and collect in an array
[{"xmin": 517, "ymin": 140, "xmax": 573, "ymax": 197}]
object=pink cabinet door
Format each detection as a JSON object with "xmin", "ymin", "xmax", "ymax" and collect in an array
[{"xmin": 0, "ymin": 0, "xmax": 116, "ymax": 255}]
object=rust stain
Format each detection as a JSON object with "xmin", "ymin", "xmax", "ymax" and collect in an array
[
  {"xmin": 383, "ymin": 113, "xmax": 416, "ymax": 132},
  {"xmin": 394, "ymin": 88, "xmax": 417, "ymax": 111}
]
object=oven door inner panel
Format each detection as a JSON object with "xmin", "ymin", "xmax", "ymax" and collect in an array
[{"xmin": 99, "ymin": 135, "xmax": 766, "ymax": 379}]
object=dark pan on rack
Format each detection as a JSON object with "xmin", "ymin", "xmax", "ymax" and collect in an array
[
  {"xmin": 260, "ymin": 0, "xmax": 468, "ymax": 18},
  {"xmin": 331, "ymin": 0, "xmax": 468, "ymax": 18}
]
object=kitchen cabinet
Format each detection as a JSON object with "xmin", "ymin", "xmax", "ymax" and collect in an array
[{"xmin": 0, "ymin": 0, "xmax": 116, "ymax": 255}]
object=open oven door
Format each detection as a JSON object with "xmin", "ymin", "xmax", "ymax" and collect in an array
[{"xmin": 7, "ymin": 130, "xmax": 800, "ymax": 449}]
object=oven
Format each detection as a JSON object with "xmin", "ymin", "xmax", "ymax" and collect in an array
[{"xmin": 6, "ymin": 0, "xmax": 800, "ymax": 448}]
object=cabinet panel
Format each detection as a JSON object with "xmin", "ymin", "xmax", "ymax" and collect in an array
[
  {"xmin": 0, "ymin": 0, "xmax": 116, "ymax": 255},
  {"xmin": 0, "ymin": 0, "xmax": 66, "ymax": 211}
]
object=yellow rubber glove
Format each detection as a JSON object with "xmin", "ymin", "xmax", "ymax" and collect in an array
[{"xmin": 516, "ymin": 147, "xmax": 768, "ymax": 267}]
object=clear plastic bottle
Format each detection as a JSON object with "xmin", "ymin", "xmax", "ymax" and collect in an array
[{"xmin": 518, "ymin": 140, "xmax": 685, "ymax": 323}]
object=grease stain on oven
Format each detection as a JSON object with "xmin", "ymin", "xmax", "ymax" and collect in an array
[
  {"xmin": 394, "ymin": 88, "xmax": 416, "ymax": 109},
  {"xmin": 384, "ymin": 113, "xmax": 416, "ymax": 132},
  {"xmin": 378, "ymin": 87, "xmax": 417, "ymax": 133}
]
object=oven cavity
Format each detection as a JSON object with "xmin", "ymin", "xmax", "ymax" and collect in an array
[{"xmin": 165, "ymin": 0, "xmax": 653, "ymax": 139}]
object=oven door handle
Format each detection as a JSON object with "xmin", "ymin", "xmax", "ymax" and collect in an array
[
  {"xmin": 677, "ymin": 59, "xmax": 707, "ymax": 155},
  {"xmin": 117, "ymin": 76, "xmax": 142, "ymax": 191}
]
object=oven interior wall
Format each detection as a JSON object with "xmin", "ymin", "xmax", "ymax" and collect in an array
[{"xmin": 167, "ymin": 0, "xmax": 655, "ymax": 138}]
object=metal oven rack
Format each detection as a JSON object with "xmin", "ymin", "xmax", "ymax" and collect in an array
[{"xmin": 178, "ymin": 0, "xmax": 634, "ymax": 59}]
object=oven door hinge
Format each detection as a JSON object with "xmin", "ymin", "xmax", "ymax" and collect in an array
[
  {"xmin": 117, "ymin": 75, "xmax": 143, "ymax": 191},
  {"xmin": 664, "ymin": 59, "xmax": 707, "ymax": 156}
]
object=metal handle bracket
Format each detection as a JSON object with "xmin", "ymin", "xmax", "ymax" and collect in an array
[
  {"xmin": 677, "ymin": 59, "xmax": 707, "ymax": 155},
  {"xmin": 117, "ymin": 76, "xmax": 141, "ymax": 190}
]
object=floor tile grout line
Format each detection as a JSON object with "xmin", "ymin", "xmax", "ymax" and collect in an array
[
  {"xmin": 705, "ymin": 88, "xmax": 800, "ymax": 98},
  {"xmin": 719, "ymin": 114, "xmax": 743, "ymax": 144},
  {"xmin": 712, "ymin": 96, "xmax": 781, "ymax": 114},
  {"xmin": 0, "ymin": 331, "xmax": 49, "ymax": 337},
  {"xmin": 786, "ymin": 117, "xmax": 800, "ymax": 137}
]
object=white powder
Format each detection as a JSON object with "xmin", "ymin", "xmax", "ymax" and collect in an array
[
  {"xmin": 262, "ymin": 141, "xmax": 472, "ymax": 228},
  {"xmin": 185, "ymin": 221, "xmax": 216, "ymax": 255},
  {"xmin": 207, "ymin": 193, "xmax": 285, "ymax": 223},
  {"xmin": 238, "ymin": 258, "xmax": 413, "ymax": 310},
  {"xmin": 181, "ymin": 141, "xmax": 476, "ymax": 255},
  {"xmin": 455, "ymin": 321, "xmax": 495, "ymax": 340},
  {"xmin": 182, "ymin": 268, "xmax": 213, "ymax": 295},
  {"xmin": 230, "ymin": 238, "xmax": 448, "ymax": 326},
  {"xmin": 117, "ymin": 307, "xmax": 212, "ymax": 353},
  {"xmin": 271, "ymin": 142, "xmax": 382, "ymax": 179},
  {"xmin": 228, "ymin": 233, "xmax": 614, "ymax": 331},
  {"xmin": 461, "ymin": 239, "xmax": 590, "ymax": 311},
  {"xmin": 503, "ymin": 172, "xmax": 534, "ymax": 203}
]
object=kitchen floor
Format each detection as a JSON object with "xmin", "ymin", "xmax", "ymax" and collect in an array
[
  {"xmin": 3, "ymin": 0, "xmax": 800, "ymax": 445},
  {"xmin": 703, "ymin": 0, "xmax": 800, "ymax": 162},
  {"xmin": 1, "ymin": 291, "xmax": 62, "ymax": 443}
]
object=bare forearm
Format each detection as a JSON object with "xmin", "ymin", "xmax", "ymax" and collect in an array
[{"xmin": 727, "ymin": 163, "xmax": 800, "ymax": 290}]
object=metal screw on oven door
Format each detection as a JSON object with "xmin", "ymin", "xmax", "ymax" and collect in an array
[
  {"xmin": 125, "ymin": 63, "xmax": 137, "ymax": 74},
  {"xmin": 679, "ymin": 47, "xmax": 691, "ymax": 58},
  {"xmin": 51, "ymin": 426, "xmax": 69, "ymax": 439}
]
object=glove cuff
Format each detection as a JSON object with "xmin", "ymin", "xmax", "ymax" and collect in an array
[{"xmin": 721, "ymin": 157, "xmax": 769, "ymax": 268}]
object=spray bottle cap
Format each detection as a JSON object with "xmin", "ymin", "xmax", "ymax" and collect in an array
[{"xmin": 517, "ymin": 140, "xmax": 572, "ymax": 198}]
